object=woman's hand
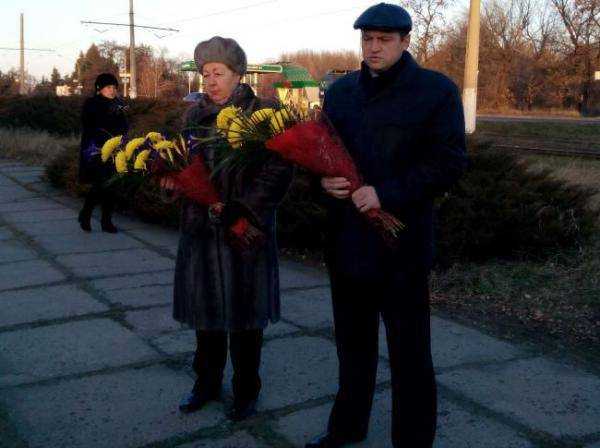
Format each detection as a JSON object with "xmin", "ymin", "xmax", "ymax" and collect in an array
[{"xmin": 321, "ymin": 177, "xmax": 351, "ymax": 199}]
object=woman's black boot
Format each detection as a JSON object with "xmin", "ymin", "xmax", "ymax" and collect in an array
[{"xmin": 78, "ymin": 207, "xmax": 92, "ymax": 232}]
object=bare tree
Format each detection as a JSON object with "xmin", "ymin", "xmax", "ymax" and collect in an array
[
  {"xmin": 402, "ymin": 0, "xmax": 455, "ymax": 63},
  {"xmin": 550, "ymin": 0, "xmax": 600, "ymax": 113}
]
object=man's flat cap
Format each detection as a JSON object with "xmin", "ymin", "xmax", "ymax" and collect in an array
[{"xmin": 353, "ymin": 3, "xmax": 412, "ymax": 33}]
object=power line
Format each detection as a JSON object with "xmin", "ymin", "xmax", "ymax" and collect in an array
[
  {"xmin": 0, "ymin": 47, "xmax": 54, "ymax": 51},
  {"xmin": 80, "ymin": 21, "xmax": 179, "ymax": 32},
  {"xmin": 158, "ymin": 0, "xmax": 278, "ymax": 27}
]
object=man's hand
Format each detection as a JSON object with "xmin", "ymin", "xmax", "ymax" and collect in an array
[
  {"xmin": 352, "ymin": 186, "xmax": 381, "ymax": 213},
  {"xmin": 321, "ymin": 177, "xmax": 351, "ymax": 199}
]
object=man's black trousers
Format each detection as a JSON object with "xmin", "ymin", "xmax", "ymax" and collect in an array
[
  {"xmin": 326, "ymin": 268, "xmax": 437, "ymax": 448},
  {"xmin": 193, "ymin": 329, "xmax": 263, "ymax": 402}
]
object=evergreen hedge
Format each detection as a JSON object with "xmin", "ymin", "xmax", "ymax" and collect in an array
[{"xmin": 44, "ymin": 139, "xmax": 599, "ymax": 264}]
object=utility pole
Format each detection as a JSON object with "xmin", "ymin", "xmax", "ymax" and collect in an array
[
  {"xmin": 129, "ymin": 0, "xmax": 137, "ymax": 99},
  {"xmin": 0, "ymin": 14, "xmax": 54, "ymax": 95},
  {"xmin": 19, "ymin": 13, "xmax": 25, "ymax": 94},
  {"xmin": 462, "ymin": 0, "xmax": 481, "ymax": 134}
]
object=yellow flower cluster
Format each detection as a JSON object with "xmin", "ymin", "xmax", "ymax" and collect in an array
[
  {"xmin": 215, "ymin": 106, "xmax": 293, "ymax": 150},
  {"xmin": 133, "ymin": 149, "xmax": 151, "ymax": 170},
  {"xmin": 115, "ymin": 150, "xmax": 128, "ymax": 173},
  {"xmin": 124, "ymin": 137, "xmax": 146, "ymax": 160},
  {"xmin": 250, "ymin": 108, "xmax": 275, "ymax": 125},
  {"xmin": 146, "ymin": 132, "xmax": 164, "ymax": 143},
  {"xmin": 270, "ymin": 109, "xmax": 291, "ymax": 134},
  {"xmin": 100, "ymin": 130, "xmax": 192, "ymax": 179},
  {"xmin": 101, "ymin": 136, "xmax": 123, "ymax": 162},
  {"xmin": 216, "ymin": 106, "xmax": 241, "ymax": 132}
]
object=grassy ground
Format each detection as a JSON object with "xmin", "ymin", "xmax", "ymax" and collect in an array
[
  {"xmin": 0, "ymin": 127, "xmax": 78, "ymax": 166},
  {"xmin": 431, "ymin": 236, "xmax": 600, "ymax": 363}
]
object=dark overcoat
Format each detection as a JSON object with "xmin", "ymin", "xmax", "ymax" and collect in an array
[
  {"xmin": 79, "ymin": 94, "xmax": 128, "ymax": 184},
  {"xmin": 322, "ymin": 51, "xmax": 468, "ymax": 279},
  {"xmin": 173, "ymin": 84, "xmax": 293, "ymax": 331}
]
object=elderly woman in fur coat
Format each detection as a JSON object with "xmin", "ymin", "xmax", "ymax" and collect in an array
[{"xmin": 163, "ymin": 36, "xmax": 293, "ymax": 421}]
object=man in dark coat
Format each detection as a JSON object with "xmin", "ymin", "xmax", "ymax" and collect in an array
[
  {"xmin": 307, "ymin": 4, "xmax": 468, "ymax": 448},
  {"xmin": 78, "ymin": 73, "xmax": 128, "ymax": 233}
]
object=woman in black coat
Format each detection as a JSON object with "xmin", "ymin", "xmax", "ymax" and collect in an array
[
  {"xmin": 78, "ymin": 73, "xmax": 128, "ymax": 233},
  {"xmin": 164, "ymin": 37, "xmax": 293, "ymax": 421}
]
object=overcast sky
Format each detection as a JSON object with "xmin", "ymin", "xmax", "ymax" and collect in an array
[{"xmin": 1, "ymin": 0, "xmax": 468, "ymax": 80}]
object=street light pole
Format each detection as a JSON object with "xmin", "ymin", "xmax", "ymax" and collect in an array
[{"xmin": 463, "ymin": 0, "xmax": 480, "ymax": 134}]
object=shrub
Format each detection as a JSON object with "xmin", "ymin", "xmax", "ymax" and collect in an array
[
  {"xmin": 0, "ymin": 95, "xmax": 189, "ymax": 138},
  {"xmin": 435, "ymin": 141, "xmax": 599, "ymax": 265},
  {"xmin": 0, "ymin": 95, "xmax": 82, "ymax": 136},
  {"xmin": 41, "ymin": 134, "xmax": 600, "ymax": 265}
]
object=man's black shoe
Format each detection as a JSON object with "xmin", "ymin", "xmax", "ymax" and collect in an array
[
  {"xmin": 178, "ymin": 389, "xmax": 220, "ymax": 414},
  {"xmin": 305, "ymin": 432, "xmax": 363, "ymax": 448},
  {"xmin": 227, "ymin": 399, "xmax": 257, "ymax": 422}
]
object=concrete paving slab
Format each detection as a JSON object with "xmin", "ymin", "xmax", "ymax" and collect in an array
[
  {"xmin": 7, "ymin": 171, "xmax": 43, "ymax": 184},
  {"xmin": 153, "ymin": 330, "xmax": 196, "ymax": 355},
  {"xmin": 0, "ymin": 366, "xmax": 224, "ymax": 448},
  {"xmin": 0, "ymin": 240, "xmax": 38, "ymax": 263},
  {"xmin": 89, "ymin": 211, "xmax": 150, "ymax": 231},
  {"xmin": 26, "ymin": 181, "xmax": 63, "ymax": 196},
  {"xmin": 258, "ymin": 336, "xmax": 390, "ymax": 411},
  {"xmin": 0, "ymin": 165, "xmax": 42, "ymax": 173},
  {"xmin": 101, "ymin": 284, "xmax": 173, "ymax": 307},
  {"xmin": 0, "ymin": 196, "xmax": 64, "ymax": 213},
  {"xmin": 279, "ymin": 259, "xmax": 329, "ymax": 290},
  {"xmin": 153, "ymin": 321, "xmax": 302, "ymax": 357},
  {"xmin": 18, "ymin": 219, "xmax": 90, "ymax": 236},
  {"xmin": 51, "ymin": 194, "xmax": 84, "ymax": 209},
  {"xmin": 275, "ymin": 391, "xmax": 534, "ymax": 448},
  {"xmin": 0, "ymin": 259, "xmax": 66, "ymax": 291},
  {"xmin": 125, "ymin": 307, "xmax": 183, "ymax": 335},
  {"xmin": 438, "ymin": 357, "xmax": 600, "ymax": 438},
  {"xmin": 176, "ymin": 431, "xmax": 267, "ymax": 448},
  {"xmin": 0, "ymin": 163, "xmax": 44, "ymax": 170},
  {"xmin": 0, "ymin": 175, "xmax": 18, "ymax": 186},
  {"xmin": 2, "ymin": 207, "xmax": 79, "ymax": 224},
  {"xmin": 57, "ymin": 248, "xmax": 174, "ymax": 278},
  {"xmin": 0, "ymin": 226, "xmax": 14, "ymax": 240},
  {"xmin": 127, "ymin": 226, "xmax": 180, "ymax": 249},
  {"xmin": 378, "ymin": 317, "xmax": 525, "ymax": 369},
  {"xmin": 0, "ymin": 185, "xmax": 40, "ymax": 202},
  {"xmin": 90, "ymin": 270, "xmax": 174, "ymax": 291},
  {"xmin": 265, "ymin": 321, "xmax": 301, "ymax": 338},
  {"xmin": 0, "ymin": 284, "xmax": 108, "ymax": 327},
  {"xmin": 0, "ymin": 319, "xmax": 157, "ymax": 386},
  {"xmin": 32, "ymin": 231, "xmax": 144, "ymax": 255},
  {"xmin": 281, "ymin": 287, "xmax": 333, "ymax": 329}
]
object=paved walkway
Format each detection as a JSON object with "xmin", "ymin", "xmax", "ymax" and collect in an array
[{"xmin": 1, "ymin": 158, "xmax": 599, "ymax": 448}]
